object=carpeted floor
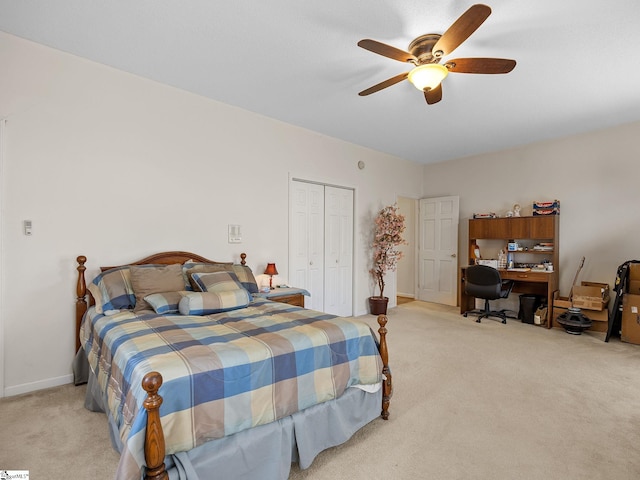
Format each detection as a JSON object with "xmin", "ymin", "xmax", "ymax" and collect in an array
[
  {"xmin": 396, "ymin": 295, "xmax": 415, "ymax": 305},
  {"xmin": 0, "ymin": 379, "xmax": 119, "ymax": 478},
  {"xmin": 2, "ymin": 301, "xmax": 640, "ymax": 479}
]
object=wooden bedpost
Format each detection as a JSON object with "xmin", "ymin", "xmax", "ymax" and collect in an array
[
  {"xmin": 240, "ymin": 252, "xmax": 247, "ymax": 266},
  {"xmin": 377, "ymin": 314, "xmax": 392, "ymax": 420},
  {"xmin": 76, "ymin": 256, "xmax": 88, "ymax": 352},
  {"xmin": 142, "ymin": 372, "xmax": 168, "ymax": 480}
]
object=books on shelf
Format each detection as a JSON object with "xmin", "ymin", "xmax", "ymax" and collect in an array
[{"xmin": 533, "ymin": 242, "xmax": 554, "ymax": 251}]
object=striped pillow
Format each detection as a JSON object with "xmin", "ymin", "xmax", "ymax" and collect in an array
[
  {"xmin": 182, "ymin": 262, "xmax": 233, "ymax": 290},
  {"xmin": 88, "ymin": 266, "xmax": 135, "ymax": 314},
  {"xmin": 230, "ymin": 265, "xmax": 259, "ymax": 294},
  {"xmin": 190, "ymin": 271, "xmax": 245, "ymax": 293},
  {"xmin": 144, "ymin": 291, "xmax": 190, "ymax": 314},
  {"xmin": 178, "ymin": 290, "xmax": 251, "ymax": 315}
]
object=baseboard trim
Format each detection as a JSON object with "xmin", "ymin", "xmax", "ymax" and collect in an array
[
  {"xmin": 3, "ymin": 373, "xmax": 73, "ymax": 397},
  {"xmin": 397, "ymin": 293, "xmax": 415, "ymax": 299}
]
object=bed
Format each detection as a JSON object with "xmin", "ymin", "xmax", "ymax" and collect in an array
[{"xmin": 73, "ymin": 251, "xmax": 392, "ymax": 480}]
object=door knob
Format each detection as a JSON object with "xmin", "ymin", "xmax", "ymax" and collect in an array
[
  {"xmin": 451, "ymin": 253, "xmax": 457, "ymax": 258},
  {"xmin": 309, "ymin": 261, "xmax": 313, "ymax": 265}
]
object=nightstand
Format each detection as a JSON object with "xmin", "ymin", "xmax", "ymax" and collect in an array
[{"xmin": 260, "ymin": 287, "xmax": 309, "ymax": 307}]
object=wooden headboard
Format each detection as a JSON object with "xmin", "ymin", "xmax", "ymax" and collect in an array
[{"xmin": 75, "ymin": 251, "xmax": 247, "ymax": 351}]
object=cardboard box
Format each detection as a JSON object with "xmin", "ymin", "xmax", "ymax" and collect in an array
[
  {"xmin": 572, "ymin": 282, "xmax": 610, "ymax": 311},
  {"xmin": 580, "ymin": 281, "xmax": 610, "ymax": 298},
  {"xmin": 552, "ymin": 291, "xmax": 608, "ymax": 332},
  {"xmin": 628, "ymin": 264, "xmax": 640, "ymax": 295},
  {"xmin": 622, "ymin": 294, "xmax": 640, "ymax": 345},
  {"xmin": 552, "ymin": 292, "xmax": 571, "ymax": 309}
]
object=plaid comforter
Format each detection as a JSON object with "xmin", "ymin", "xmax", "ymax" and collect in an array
[{"xmin": 80, "ymin": 298, "xmax": 383, "ymax": 479}]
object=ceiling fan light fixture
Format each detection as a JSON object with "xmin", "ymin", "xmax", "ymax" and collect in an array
[{"xmin": 407, "ymin": 64, "xmax": 449, "ymax": 92}]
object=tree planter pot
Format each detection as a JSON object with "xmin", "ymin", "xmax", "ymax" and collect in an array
[{"xmin": 369, "ymin": 296, "xmax": 389, "ymax": 315}]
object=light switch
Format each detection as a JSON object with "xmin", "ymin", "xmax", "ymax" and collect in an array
[
  {"xmin": 24, "ymin": 220, "xmax": 32, "ymax": 236},
  {"xmin": 228, "ymin": 224, "xmax": 242, "ymax": 243}
]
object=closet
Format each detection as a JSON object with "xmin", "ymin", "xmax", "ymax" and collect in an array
[{"xmin": 289, "ymin": 179, "xmax": 353, "ymax": 316}]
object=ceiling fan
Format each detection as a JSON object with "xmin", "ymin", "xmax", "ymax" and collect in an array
[{"xmin": 357, "ymin": 4, "xmax": 516, "ymax": 105}]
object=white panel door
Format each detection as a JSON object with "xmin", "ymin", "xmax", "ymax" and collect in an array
[
  {"xmin": 289, "ymin": 180, "xmax": 325, "ymax": 311},
  {"xmin": 324, "ymin": 186, "xmax": 353, "ymax": 316},
  {"xmin": 418, "ymin": 196, "xmax": 459, "ymax": 306},
  {"xmin": 290, "ymin": 181, "xmax": 310, "ymax": 291},
  {"xmin": 307, "ymin": 184, "xmax": 325, "ymax": 311}
]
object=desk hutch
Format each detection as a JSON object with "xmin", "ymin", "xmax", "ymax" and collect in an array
[{"xmin": 460, "ymin": 215, "xmax": 559, "ymax": 328}]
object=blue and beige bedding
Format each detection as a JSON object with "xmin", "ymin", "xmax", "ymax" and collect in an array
[{"xmin": 79, "ymin": 293, "xmax": 383, "ymax": 479}]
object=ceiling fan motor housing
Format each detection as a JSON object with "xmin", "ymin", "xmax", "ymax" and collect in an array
[{"xmin": 408, "ymin": 34, "xmax": 442, "ymax": 64}]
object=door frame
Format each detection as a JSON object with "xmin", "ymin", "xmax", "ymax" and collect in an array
[{"xmin": 396, "ymin": 195, "xmax": 419, "ymax": 300}]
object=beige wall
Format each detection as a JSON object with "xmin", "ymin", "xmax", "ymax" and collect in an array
[
  {"xmin": 0, "ymin": 32, "xmax": 424, "ymax": 395},
  {"xmin": 3, "ymin": 29, "xmax": 640, "ymax": 396},
  {"xmin": 422, "ymin": 121, "xmax": 640, "ymax": 296}
]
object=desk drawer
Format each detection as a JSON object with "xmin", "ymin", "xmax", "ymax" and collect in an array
[{"xmin": 502, "ymin": 271, "xmax": 549, "ymax": 282}]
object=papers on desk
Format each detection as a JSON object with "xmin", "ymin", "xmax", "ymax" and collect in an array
[{"xmin": 506, "ymin": 267, "xmax": 553, "ymax": 273}]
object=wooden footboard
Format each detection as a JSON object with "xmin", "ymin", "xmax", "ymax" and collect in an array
[
  {"xmin": 75, "ymin": 254, "xmax": 392, "ymax": 480},
  {"xmin": 76, "ymin": 255, "xmax": 88, "ymax": 352},
  {"xmin": 140, "ymin": 314, "xmax": 391, "ymax": 480},
  {"xmin": 142, "ymin": 372, "xmax": 168, "ymax": 480},
  {"xmin": 377, "ymin": 314, "xmax": 393, "ymax": 420}
]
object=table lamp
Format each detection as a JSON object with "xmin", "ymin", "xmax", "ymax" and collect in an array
[{"xmin": 264, "ymin": 263, "xmax": 278, "ymax": 289}]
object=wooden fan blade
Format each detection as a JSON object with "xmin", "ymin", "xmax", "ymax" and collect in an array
[
  {"xmin": 446, "ymin": 58, "xmax": 516, "ymax": 74},
  {"xmin": 358, "ymin": 72, "xmax": 410, "ymax": 96},
  {"xmin": 358, "ymin": 39, "xmax": 417, "ymax": 63},
  {"xmin": 432, "ymin": 4, "xmax": 492, "ymax": 57},
  {"xmin": 424, "ymin": 84, "xmax": 443, "ymax": 105}
]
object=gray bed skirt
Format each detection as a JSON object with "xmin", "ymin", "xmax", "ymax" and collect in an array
[{"xmin": 73, "ymin": 350, "xmax": 382, "ymax": 479}]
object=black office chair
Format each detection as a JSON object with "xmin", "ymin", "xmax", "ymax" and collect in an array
[{"xmin": 463, "ymin": 265, "xmax": 515, "ymax": 324}]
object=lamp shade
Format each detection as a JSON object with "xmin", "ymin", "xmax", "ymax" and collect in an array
[
  {"xmin": 407, "ymin": 64, "xmax": 448, "ymax": 92},
  {"xmin": 264, "ymin": 263, "xmax": 278, "ymax": 276}
]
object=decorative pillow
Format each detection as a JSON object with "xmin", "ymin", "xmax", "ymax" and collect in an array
[
  {"xmin": 178, "ymin": 290, "xmax": 251, "ymax": 315},
  {"xmin": 88, "ymin": 266, "xmax": 135, "ymax": 314},
  {"xmin": 190, "ymin": 271, "xmax": 245, "ymax": 293},
  {"xmin": 183, "ymin": 263, "xmax": 233, "ymax": 290},
  {"xmin": 144, "ymin": 291, "xmax": 190, "ymax": 314},
  {"xmin": 130, "ymin": 264, "xmax": 185, "ymax": 312},
  {"xmin": 231, "ymin": 264, "xmax": 259, "ymax": 294}
]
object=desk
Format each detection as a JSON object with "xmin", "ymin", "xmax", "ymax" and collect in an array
[{"xmin": 459, "ymin": 267, "xmax": 557, "ymax": 328}]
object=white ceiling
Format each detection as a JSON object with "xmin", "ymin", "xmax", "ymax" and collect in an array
[{"xmin": 1, "ymin": 0, "xmax": 640, "ymax": 165}]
